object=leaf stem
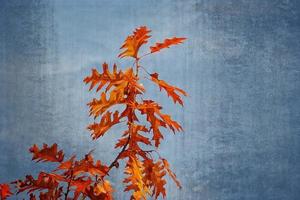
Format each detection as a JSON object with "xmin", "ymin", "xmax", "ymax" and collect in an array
[
  {"xmin": 139, "ymin": 52, "xmax": 151, "ymax": 59},
  {"xmin": 64, "ymin": 170, "xmax": 73, "ymax": 200},
  {"xmin": 135, "ymin": 58, "xmax": 140, "ymax": 76},
  {"xmin": 104, "ymin": 135, "xmax": 131, "ymax": 177}
]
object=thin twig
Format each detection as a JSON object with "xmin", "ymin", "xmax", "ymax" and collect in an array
[
  {"xmin": 64, "ymin": 170, "xmax": 73, "ymax": 200},
  {"xmin": 139, "ymin": 52, "xmax": 151, "ymax": 59},
  {"xmin": 139, "ymin": 65, "xmax": 151, "ymax": 76},
  {"xmin": 143, "ymin": 149, "xmax": 162, "ymax": 159},
  {"xmin": 104, "ymin": 135, "xmax": 131, "ymax": 177},
  {"xmin": 135, "ymin": 58, "xmax": 140, "ymax": 76}
]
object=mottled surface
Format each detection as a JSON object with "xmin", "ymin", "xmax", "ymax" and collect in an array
[{"xmin": 0, "ymin": 0, "xmax": 300, "ymax": 199}]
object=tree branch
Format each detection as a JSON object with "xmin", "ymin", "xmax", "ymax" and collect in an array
[{"xmin": 103, "ymin": 135, "xmax": 131, "ymax": 178}]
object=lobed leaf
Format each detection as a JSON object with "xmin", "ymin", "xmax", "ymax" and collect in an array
[
  {"xmin": 0, "ymin": 184, "xmax": 12, "ymax": 200},
  {"xmin": 88, "ymin": 111, "xmax": 120, "ymax": 140},
  {"xmin": 29, "ymin": 143, "xmax": 64, "ymax": 163},
  {"xmin": 124, "ymin": 156, "xmax": 150, "ymax": 200},
  {"xmin": 70, "ymin": 177, "xmax": 92, "ymax": 199},
  {"xmin": 162, "ymin": 159, "xmax": 181, "ymax": 189},
  {"xmin": 136, "ymin": 100, "xmax": 182, "ymax": 147},
  {"xmin": 150, "ymin": 37, "xmax": 186, "ymax": 54},
  {"xmin": 86, "ymin": 180, "xmax": 114, "ymax": 200},
  {"xmin": 150, "ymin": 73, "xmax": 187, "ymax": 106},
  {"xmin": 119, "ymin": 26, "xmax": 151, "ymax": 58},
  {"xmin": 143, "ymin": 159, "xmax": 167, "ymax": 199},
  {"xmin": 12, "ymin": 172, "xmax": 64, "ymax": 194},
  {"xmin": 72, "ymin": 153, "xmax": 109, "ymax": 177},
  {"xmin": 84, "ymin": 63, "xmax": 122, "ymax": 92}
]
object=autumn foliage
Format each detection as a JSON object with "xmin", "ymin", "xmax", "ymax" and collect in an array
[{"xmin": 0, "ymin": 26, "xmax": 187, "ymax": 200}]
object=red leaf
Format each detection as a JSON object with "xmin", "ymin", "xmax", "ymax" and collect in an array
[
  {"xmin": 0, "ymin": 184, "xmax": 12, "ymax": 200},
  {"xmin": 29, "ymin": 143, "xmax": 64, "ymax": 163},
  {"xmin": 13, "ymin": 172, "xmax": 64, "ymax": 194},
  {"xmin": 55, "ymin": 156, "xmax": 75, "ymax": 171},
  {"xmin": 70, "ymin": 177, "xmax": 92, "ymax": 199},
  {"xmin": 86, "ymin": 180, "xmax": 114, "ymax": 200},
  {"xmin": 143, "ymin": 159, "xmax": 167, "ymax": 199}
]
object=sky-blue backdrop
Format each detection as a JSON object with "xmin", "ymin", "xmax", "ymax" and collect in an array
[{"xmin": 1, "ymin": 0, "xmax": 300, "ymax": 199}]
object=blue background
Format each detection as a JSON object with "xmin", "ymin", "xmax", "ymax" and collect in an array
[{"xmin": 1, "ymin": 0, "xmax": 300, "ymax": 199}]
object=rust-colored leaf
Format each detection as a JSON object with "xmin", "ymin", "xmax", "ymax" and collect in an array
[
  {"xmin": 39, "ymin": 186, "xmax": 63, "ymax": 200},
  {"xmin": 0, "ymin": 184, "xmax": 12, "ymax": 200},
  {"xmin": 84, "ymin": 63, "xmax": 122, "ymax": 92},
  {"xmin": 157, "ymin": 113, "xmax": 183, "ymax": 133},
  {"xmin": 150, "ymin": 37, "xmax": 186, "ymax": 53},
  {"xmin": 70, "ymin": 177, "xmax": 92, "ymax": 199},
  {"xmin": 55, "ymin": 155, "xmax": 75, "ymax": 171},
  {"xmin": 29, "ymin": 143, "xmax": 64, "ymax": 163},
  {"xmin": 88, "ymin": 92, "xmax": 124, "ymax": 119},
  {"xmin": 119, "ymin": 26, "xmax": 151, "ymax": 58},
  {"xmin": 87, "ymin": 180, "xmax": 114, "ymax": 200},
  {"xmin": 143, "ymin": 159, "xmax": 167, "ymax": 199},
  {"xmin": 13, "ymin": 172, "xmax": 64, "ymax": 194},
  {"xmin": 136, "ymin": 100, "xmax": 182, "ymax": 147}
]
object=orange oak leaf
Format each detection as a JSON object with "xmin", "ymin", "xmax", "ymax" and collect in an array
[
  {"xmin": 86, "ymin": 180, "xmax": 114, "ymax": 200},
  {"xmin": 150, "ymin": 73, "xmax": 187, "ymax": 106},
  {"xmin": 136, "ymin": 101, "xmax": 166, "ymax": 147},
  {"xmin": 150, "ymin": 37, "xmax": 186, "ymax": 54},
  {"xmin": 87, "ymin": 67, "xmax": 144, "ymax": 119},
  {"xmin": 124, "ymin": 157, "xmax": 150, "ymax": 200},
  {"xmin": 29, "ymin": 143, "xmax": 64, "ymax": 163},
  {"xmin": 116, "ymin": 124, "xmax": 151, "ymax": 160},
  {"xmin": 72, "ymin": 153, "xmax": 108, "ymax": 177},
  {"xmin": 150, "ymin": 121, "xmax": 164, "ymax": 148},
  {"xmin": 39, "ymin": 186, "xmax": 63, "ymax": 200},
  {"xmin": 0, "ymin": 184, "xmax": 12, "ymax": 200},
  {"xmin": 161, "ymin": 159, "xmax": 181, "ymax": 189},
  {"xmin": 88, "ymin": 92, "xmax": 124, "ymax": 119},
  {"xmin": 84, "ymin": 63, "xmax": 144, "ymax": 94},
  {"xmin": 137, "ymin": 100, "xmax": 182, "ymax": 147},
  {"xmin": 70, "ymin": 177, "xmax": 92, "ymax": 199},
  {"xmin": 13, "ymin": 172, "xmax": 64, "ymax": 194},
  {"xmin": 120, "ymin": 104, "xmax": 139, "ymax": 123},
  {"xmin": 130, "ymin": 125, "xmax": 151, "ymax": 147},
  {"xmin": 88, "ymin": 111, "xmax": 120, "ymax": 140},
  {"xmin": 119, "ymin": 26, "xmax": 151, "ymax": 58},
  {"xmin": 55, "ymin": 155, "xmax": 75, "ymax": 171},
  {"xmin": 157, "ymin": 113, "xmax": 183, "ymax": 133},
  {"xmin": 84, "ymin": 63, "xmax": 122, "ymax": 92},
  {"xmin": 115, "ymin": 125, "xmax": 150, "ymax": 149},
  {"xmin": 143, "ymin": 159, "xmax": 167, "ymax": 199}
]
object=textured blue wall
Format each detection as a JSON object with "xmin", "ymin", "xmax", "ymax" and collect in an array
[{"xmin": 1, "ymin": 0, "xmax": 300, "ymax": 199}]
